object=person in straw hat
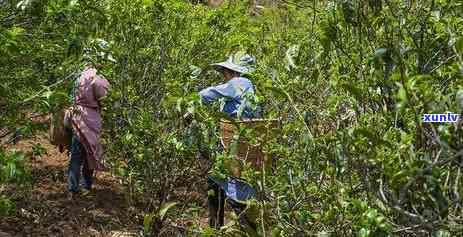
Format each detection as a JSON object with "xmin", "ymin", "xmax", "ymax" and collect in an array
[
  {"xmin": 185, "ymin": 54, "xmax": 261, "ymax": 233},
  {"xmin": 198, "ymin": 53, "xmax": 260, "ymax": 119}
]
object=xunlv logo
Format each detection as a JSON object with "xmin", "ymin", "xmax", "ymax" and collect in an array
[{"xmin": 422, "ymin": 112, "xmax": 460, "ymax": 123}]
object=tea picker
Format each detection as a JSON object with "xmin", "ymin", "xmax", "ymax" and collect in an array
[
  {"xmin": 50, "ymin": 38, "xmax": 115, "ymax": 201},
  {"xmin": 184, "ymin": 53, "xmax": 276, "ymax": 234}
]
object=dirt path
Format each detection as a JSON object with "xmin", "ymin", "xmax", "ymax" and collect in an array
[{"xmin": 0, "ymin": 134, "xmax": 140, "ymax": 237}]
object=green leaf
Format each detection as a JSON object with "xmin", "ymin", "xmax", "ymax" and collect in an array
[
  {"xmin": 16, "ymin": 0, "xmax": 32, "ymax": 10},
  {"xmin": 124, "ymin": 133, "xmax": 133, "ymax": 144},
  {"xmin": 457, "ymin": 89, "xmax": 463, "ymax": 110},
  {"xmin": 374, "ymin": 48, "xmax": 388, "ymax": 59},
  {"xmin": 143, "ymin": 213, "xmax": 154, "ymax": 233},
  {"xmin": 455, "ymin": 37, "xmax": 463, "ymax": 56},
  {"xmin": 8, "ymin": 27, "xmax": 24, "ymax": 38},
  {"xmin": 433, "ymin": 229, "xmax": 451, "ymax": 237},
  {"xmin": 285, "ymin": 44, "xmax": 300, "ymax": 70},
  {"xmin": 317, "ymin": 231, "xmax": 332, "ymax": 237},
  {"xmin": 189, "ymin": 65, "xmax": 202, "ymax": 79},
  {"xmin": 8, "ymin": 162, "xmax": 16, "ymax": 180},
  {"xmin": 157, "ymin": 201, "xmax": 177, "ymax": 220},
  {"xmin": 202, "ymin": 227, "xmax": 217, "ymax": 237},
  {"xmin": 176, "ymin": 97, "xmax": 183, "ymax": 112},
  {"xmin": 365, "ymin": 209, "xmax": 378, "ymax": 221},
  {"xmin": 395, "ymin": 83, "xmax": 408, "ymax": 110},
  {"xmin": 357, "ymin": 228, "xmax": 370, "ymax": 237}
]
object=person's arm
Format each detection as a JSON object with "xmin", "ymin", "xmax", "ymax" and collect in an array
[
  {"xmin": 93, "ymin": 76, "xmax": 110, "ymax": 108},
  {"xmin": 199, "ymin": 81, "xmax": 241, "ymax": 104}
]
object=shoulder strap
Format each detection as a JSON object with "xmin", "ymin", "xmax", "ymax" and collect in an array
[{"xmin": 69, "ymin": 72, "xmax": 82, "ymax": 104}]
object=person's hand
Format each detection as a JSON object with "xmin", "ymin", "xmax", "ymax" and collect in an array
[
  {"xmin": 183, "ymin": 112, "xmax": 193, "ymax": 125},
  {"xmin": 63, "ymin": 107, "xmax": 73, "ymax": 129}
]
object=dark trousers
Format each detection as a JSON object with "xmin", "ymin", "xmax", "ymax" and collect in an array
[
  {"xmin": 208, "ymin": 181, "xmax": 226, "ymax": 228},
  {"xmin": 207, "ymin": 180, "xmax": 258, "ymax": 234},
  {"xmin": 68, "ymin": 134, "xmax": 93, "ymax": 193}
]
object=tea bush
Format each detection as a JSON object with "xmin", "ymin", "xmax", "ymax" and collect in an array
[{"xmin": 0, "ymin": 148, "xmax": 31, "ymax": 216}]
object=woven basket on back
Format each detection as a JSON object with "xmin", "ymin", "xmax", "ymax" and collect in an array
[
  {"xmin": 49, "ymin": 107, "xmax": 72, "ymax": 152},
  {"xmin": 220, "ymin": 118, "xmax": 280, "ymax": 177}
]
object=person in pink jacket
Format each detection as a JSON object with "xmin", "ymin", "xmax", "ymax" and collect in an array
[{"xmin": 65, "ymin": 39, "xmax": 113, "ymax": 199}]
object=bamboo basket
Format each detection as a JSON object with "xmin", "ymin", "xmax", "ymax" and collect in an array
[
  {"xmin": 49, "ymin": 107, "xmax": 72, "ymax": 152},
  {"xmin": 219, "ymin": 118, "xmax": 280, "ymax": 177}
]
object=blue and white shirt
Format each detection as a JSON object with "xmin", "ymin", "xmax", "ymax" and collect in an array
[{"xmin": 199, "ymin": 77, "xmax": 259, "ymax": 119}]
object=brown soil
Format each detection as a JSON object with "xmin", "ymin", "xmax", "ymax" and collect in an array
[{"xmin": 0, "ymin": 134, "xmax": 140, "ymax": 237}]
